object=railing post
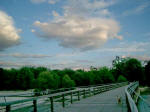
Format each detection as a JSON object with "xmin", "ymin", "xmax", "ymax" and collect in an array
[
  {"xmin": 50, "ymin": 97, "xmax": 54, "ymax": 112},
  {"xmin": 6, "ymin": 105, "xmax": 11, "ymax": 112},
  {"xmin": 78, "ymin": 91, "xmax": 80, "ymax": 101},
  {"xmin": 88, "ymin": 88, "xmax": 91, "ymax": 96},
  {"xmin": 33, "ymin": 100, "xmax": 37, "ymax": 112},
  {"xmin": 62, "ymin": 94, "xmax": 65, "ymax": 107},
  {"xmin": 83, "ymin": 89, "xmax": 86, "ymax": 98},
  {"xmin": 70, "ymin": 92, "xmax": 73, "ymax": 104},
  {"xmin": 93, "ymin": 88, "xmax": 95, "ymax": 95}
]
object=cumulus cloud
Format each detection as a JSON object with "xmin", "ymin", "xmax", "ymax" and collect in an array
[
  {"xmin": 32, "ymin": 0, "xmax": 122, "ymax": 51},
  {"xmin": 34, "ymin": 17, "xmax": 121, "ymax": 51},
  {"xmin": 0, "ymin": 10, "xmax": 21, "ymax": 51}
]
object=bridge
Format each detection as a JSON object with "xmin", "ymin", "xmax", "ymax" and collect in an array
[{"xmin": 0, "ymin": 82, "xmax": 150, "ymax": 112}]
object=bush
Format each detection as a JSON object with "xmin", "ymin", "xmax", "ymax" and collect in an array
[{"xmin": 117, "ymin": 75, "xmax": 127, "ymax": 82}]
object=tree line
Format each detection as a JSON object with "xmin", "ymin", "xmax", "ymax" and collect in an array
[{"xmin": 0, "ymin": 57, "xmax": 150, "ymax": 90}]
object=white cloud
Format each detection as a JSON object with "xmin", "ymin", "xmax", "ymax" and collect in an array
[
  {"xmin": 123, "ymin": 2, "xmax": 149, "ymax": 16},
  {"xmin": 75, "ymin": 60, "xmax": 95, "ymax": 63},
  {"xmin": 0, "ymin": 53, "xmax": 52, "ymax": 58},
  {"xmin": 98, "ymin": 42, "xmax": 148, "ymax": 52},
  {"xmin": 52, "ymin": 10, "xmax": 59, "ymax": 17},
  {"xmin": 0, "ymin": 10, "xmax": 21, "ymax": 51},
  {"xmin": 0, "ymin": 60, "xmax": 90, "ymax": 70},
  {"xmin": 0, "ymin": 61, "xmax": 44, "ymax": 68},
  {"xmin": 30, "ymin": 0, "xmax": 46, "ymax": 4},
  {"xmin": 31, "ymin": 29, "xmax": 35, "ymax": 33},
  {"xmin": 33, "ymin": 17, "xmax": 121, "ymax": 51},
  {"xmin": 122, "ymin": 55, "xmax": 150, "ymax": 61},
  {"xmin": 30, "ymin": 0, "xmax": 59, "ymax": 4},
  {"xmin": 48, "ymin": 0, "xmax": 58, "ymax": 4},
  {"xmin": 63, "ymin": 0, "xmax": 115, "ymax": 17},
  {"xmin": 32, "ymin": 0, "xmax": 122, "ymax": 51}
]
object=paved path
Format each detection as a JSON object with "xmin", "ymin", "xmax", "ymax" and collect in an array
[{"xmin": 60, "ymin": 86, "xmax": 127, "ymax": 112}]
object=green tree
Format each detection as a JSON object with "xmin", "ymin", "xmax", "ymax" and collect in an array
[
  {"xmin": 117, "ymin": 75, "xmax": 127, "ymax": 82},
  {"xmin": 145, "ymin": 61, "xmax": 150, "ymax": 86},
  {"xmin": 62, "ymin": 74, "xmax": 75, "ymax": 88},
  {"xmin": 18, "ymin": 67, "xmax": 34, "ymax": 90},
  {"xmin": 37, "ymin": 71, "xmax": 60, "ymax": 90},
  {"xmin": 125, "ymin": 58, "xmax": 144, "ymax": 82},
  {"xmin": 31, "ymin": 67, "xmax": 48, "ymax": 79},
  {"xmin": 98, "ymin": 67, "xmax": 115, "ymax": 83}
]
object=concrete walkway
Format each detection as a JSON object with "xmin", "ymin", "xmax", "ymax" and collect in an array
[{"xmin": 60, "ymin": 86, "xmax": 127, "ymax": 112}]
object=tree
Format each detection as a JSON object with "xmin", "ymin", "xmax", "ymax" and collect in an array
[
  {"xmin": 18, "ymin": 67, "xmax": 34, "ymax": 90},
  {"xmin": 0, "ymin": 68, "xmax": 4, "ymax": 90},
  {"xmin": 112, "ymin": 56, "xmax": 127, "ymax": 80},
  {"xmin": 125, "ymin": 58, "xmax": 144, "ymax": 82},
  {"xmin": 112, "ymin": 57, "xmax": 144, "ymax": 84},
  {"xmin": 72, "ymin": 71, "xmax": 84, "ymax": 86},
  {"xmin": 117, "ymin": 75, "xmax": 127, "ymax": 82},
  {"xmin": 31, "ymin": 67, "xmax": 48, "ymax": 79},
  {"xmin": 98, "ymin": 67, "xmax": 115, "ymax": 83},
  {"xmin": 145, "ymin": 61, "xmax": 150, "ymax": 86},
  {"xmin": 62, "ymin": 74, "xmax": 75, "ymax": 88},
  {"xmin": 37, "ymin": 71, "xmax": 59, "ymax": 90}
]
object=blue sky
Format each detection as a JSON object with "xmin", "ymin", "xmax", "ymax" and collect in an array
[{"xmin": 0, "ymin": 0, "xmax": 150, "ymax": 69}]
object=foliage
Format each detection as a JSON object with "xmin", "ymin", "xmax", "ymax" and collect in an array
[
  {"xmin": 62, "ymin": 74, "xmax": 75, "ymax": 88},
  {"xmin": 145, "ymin": 61, "xmax": 150, "ymax": 86},
  {"xmin": 98, "ymin": 67, "xmax": 115, "ymax": 83},
  {"xmin": 112, "ymin": 56, "xmax": 145, "ymax": 85},
  {"xmin": 0, "ymin": 56, "xmax": 149, "ymax": 90},
  {"xmin": 117, "ymin": 75, "xmax": 127, "ymax": 82},
  {"xmin": 37, "ymin": 71, "xmax": 59, "ymax": 90}
]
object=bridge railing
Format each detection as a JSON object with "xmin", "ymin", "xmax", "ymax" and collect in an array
[
  {"xmin": 0, "ymin": 82, "xmax": 128, "ymax": 112},
  {"xmin": 138, "ymin": 93, "xmax": 150, "ymax": 112},
  {"xmin": 125, "ymin": 81, "xmax": 139, "ymax": 112}
]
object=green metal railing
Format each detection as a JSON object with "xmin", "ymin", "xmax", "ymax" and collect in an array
[
  {"xmin": 125, "ymin": 82, "xmax": 139, "ymax": 112},
  {"xmin": 0, "ymin": 82, "xmax": 128, "ymax": 112}
]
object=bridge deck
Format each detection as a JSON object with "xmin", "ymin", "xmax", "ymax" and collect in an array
[{"xmin": 59, "ymin": 86, "xmax": 127, "ymax": 112}]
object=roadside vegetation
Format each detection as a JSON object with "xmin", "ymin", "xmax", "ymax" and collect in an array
[{"xmin": 0, "ymin": 56, "xmax": 150, "ymax": 91}]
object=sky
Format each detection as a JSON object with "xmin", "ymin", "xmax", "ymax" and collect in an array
[{"xmin": 0, "ymin": 0, "xmax": 150, "ymax": 69}]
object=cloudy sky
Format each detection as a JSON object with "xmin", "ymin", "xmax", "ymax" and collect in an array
[{"xmin": 0, "ymin": 0, "xmax": 150, "ymax": 69}]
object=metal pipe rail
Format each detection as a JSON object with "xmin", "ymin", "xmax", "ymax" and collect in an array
[
  {"xmin": 0, "ymin": 82, "xmax": 128, "ymax": 112},
  {"xmin": 125, "ymin": 82, "xmax": 139, "ymax": 112}
]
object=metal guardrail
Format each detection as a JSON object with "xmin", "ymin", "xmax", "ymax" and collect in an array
[
  {"xmin": 125, "ymin": 82, "xmax": 139, "ymax": 112},
  {"xmin": 0, "ymin": 82, "xmax": 128, "ymax": 112}
]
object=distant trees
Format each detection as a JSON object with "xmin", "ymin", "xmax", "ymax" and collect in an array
[
  {"xmin": 18, "ymin": 67, "xmax": 34, "ymax": 90},
  {"xmin": 37, "ymin": 71, "xmax": 60, "ymax": 90},
  {"xmin": 117, "ymin": 75, "xmax": 127, "ymax": 82},
  {"xmin": 145, "ymin": 61, "xmax": 150, "ymax": 86},
  {"xmin": 98, "ymin": 67, "xmax": 115, "ymax": 83},
  {"xmin": 0, "ymin": 57, "xmax": 149, "ymax": 90},
  {"xmin": 62, "ymin": 74, "xmax": 75, "ymax": 88},
  {"xmin": 112, "ymin": 56, "xmax": 145, "ymax": 85}
]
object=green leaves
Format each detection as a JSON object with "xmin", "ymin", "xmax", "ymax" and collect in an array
[{"xmin": 62, "ymin": 74, "xmax": 75, "ymax": 88}]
